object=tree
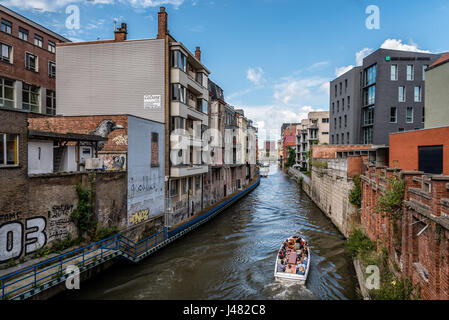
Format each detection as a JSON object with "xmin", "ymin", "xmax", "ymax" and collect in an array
[{"xmin": 285, "ymin": 146, "xmax": 296, "ymax": 168}]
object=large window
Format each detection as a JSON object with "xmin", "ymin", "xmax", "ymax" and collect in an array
[
  {"xmin": 196, "ymin": 72, "xmax": 208, "ymax": 88},
  {"xmin": 171, "ymin": 50, "xmax": 186, "ymax": 72},
  {"xmin": 19, "ymin": 27, "xmax": 28, "ymax": 41},
  {"xmin": 22, "ymin": 83, "xmax": 40, "ymax": 112},
  {"xmin": 363, "ymin": 127, "xmax": 373, "ymax": 144},
  {"xmin": 364, "ymin": 64, "xmax": 377, "ymax": 86},
  {"xmin": 0, "ymin": 134, "xmax": 19, "ymax": 166},
  {"xmin": 364, "ymin": 85, "xmax": 375, "ymax": 105},
  {"xmin": 414, "ymin": 86, "xmax": 422, "ymax": 102},
  {"xmin": 48, "ymin": 41, "xmax": 56, "ymax": 53},
  {"xmin": 48, "ymin": 61, "xmax": 56, "ymax": 78},
  {"xmin": 171, "ymin": 84, "xmax": 186, "ymax": 103},
  {"xmin": 25, "ymin": 52, "xmax": 37, "ymax": 72},
  {"xmin": 1, "ymin": 19, "xmax": 12, "ymax": 34},
  {"xmin": 390, "ymin": 107, "xmax": 397, "ymax": 123},
  {"xmin": 406, "ymin": 107, "xmax": 414, "ymax": 123},
  {"xmin": 391, "ymin": 65, "xmax": 398, "ymax": 81},
  {"xmin": 197, "ymin": 98, "xmax": 208, "ymax": 114},
  {"xmin": 46, "ymin": 89, "xmax": 56, "ymax": 115},
  {"xmin": 423, "ymin": 65, "xmax": 428, "ymax": 80},
  {"xmin": 407, "ymin": 65, "xmax": 414, "ymax": 81},
  {"xmin": 0, "ymin": 77, "xmax": 14, "ymax": 108},
  {"xmin": 1, "ymin": 42, "xmax": 12, "ymax": 63},
  {"xmin": 399, "ymin": 86, "xmax": 406, "ymax": 102},
  {"xmin": 169, "ymin": 179, "xmax": 178, "ymax": 198},
  {"xmin": 34, "ymin": 34, "xmax": 43, "ymax": 48},
  {"xmin": 363, "ymin": 107, "xmax": 374, "ymax": 126}
]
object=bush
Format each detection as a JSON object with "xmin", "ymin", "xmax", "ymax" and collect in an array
[
  {"xmin": 95, "ymin": 226, "xmax": 119, "ymax": 241},
  {"xmin": 349, "ymin": 174, "xmax": 362, "ymax": 208},
  {"xmin": 345, "ymin": 228, "xmax": 375, "ymax": 258},
  {"xmin": 376, "ymin": 174, "xmax": 405, "ymax": 219},
  {"xmin": 370, "ymin": 275, "xmax": 420, "ymax": 300}
]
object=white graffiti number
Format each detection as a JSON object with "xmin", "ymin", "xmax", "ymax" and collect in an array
[
  {"xmin": 365, "ymin": 265, "xmax": 380, "ymax": 290},
  {"xmin": 25, "ymin": 217, "xmax": 47, "ymax": 255},
  {"xmin": 0, "ymin": 222, "xmax": 22, "ymax": 262},
  {"xmin": 65, "ymin": 5, "xmax": 80, "ymax": 30},
  {"xmin": 365, "ymin": 5, "xmax": 380, "ymax": 30},
  {"xmin": 65, "ymin": 265, "xmax": 80, "ymax": 290}
]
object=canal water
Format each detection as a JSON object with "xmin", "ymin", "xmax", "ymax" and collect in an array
[{"xmin": 59, "ymin": 166, "xmax": 359, "ymax": 300}]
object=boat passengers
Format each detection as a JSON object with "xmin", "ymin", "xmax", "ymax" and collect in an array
[{"xmin": 277, "ymin": 237, "xmax": 309, "ymax": 275}]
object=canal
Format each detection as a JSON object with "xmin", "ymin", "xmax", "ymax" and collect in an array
[{"xmin": 58, "ymin": 166, "xmax": 359, "ymax": 300}]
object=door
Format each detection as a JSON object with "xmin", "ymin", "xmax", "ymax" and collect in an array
[{"xmin": 418, "ymin": 146, "xmax": 443, "ymax": 174}]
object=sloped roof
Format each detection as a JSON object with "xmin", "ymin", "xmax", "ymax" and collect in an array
[{"xmin": 428, "ymin": 52, "xmax": 449, "ymax": 70}]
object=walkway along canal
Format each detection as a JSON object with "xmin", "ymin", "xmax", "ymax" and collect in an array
[{"xmin": 58, "ymin": 166, "xmax": 359, "ymax": 300}]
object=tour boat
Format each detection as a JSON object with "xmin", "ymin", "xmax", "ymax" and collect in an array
[
  {"xmin": 274, "ymin": 236, "xmax": 311, "ymax": 284},
  {"xmin": 260, "ymin": 168, "xmax": 269, "ymax": 177}
]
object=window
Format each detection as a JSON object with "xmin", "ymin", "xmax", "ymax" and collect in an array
[
  {"xmin": 1, "ymin": 42, "xmax": 12, "ymax": 63},
  {"xmin": 406, "ymin": 107, "xmax": 414, "ymax": 123},
  {"xmin": 334, "ymin": 85, "xmax": 337, "ymax": 97},
  {"xmin": 422, "ymin": 107, "xmax": 425, "ymax": 123},
  {"xmin": 398, "ymin": 128, "xmax": 405, "ymax": 132},
  {"xmin": 22, "ymin": 83, "xmax": 40, "ymax": 112},
  {"xmin": 171, "ymin": 84, "xmax": 186, "ymax": 103},
  {"xmin": 364, "ymin": 64, "xmax": 377, "ymax": 86},
  {"xmin": 363, "ymin": 107, "xmax": 374, "ymax": 126},
  {"xmin": 347, "ymin": 133, "xmax": 350, "ymax": 144},
  {"xmin": 169, "ymin": 180, "xmax": 178, "ymax": 198},
  {"xmin": 0, "ymin": 134, "xmax": 19, "ymax": 166},
  {"xmin": 195, "ymin": 176, "xmax": 201, "ymax": 190},
  {"xmin": 390, "ymin": 107, "xmax": 397, "ymax": 123},
  {"xmin": 25, "ymin": 52, "xmax": 37, "ymax": 72},
  {"xmin": 339, "ymin": 116, "xmax": 341, "ymax": 129},
  {"xmin": 0, "ymin": 77, "xmax": 14, "ymax": 108},
  {"xmin": 151, "ymin": 132, "xmax": 159, "ymax": 167},
  {"xmin": 196, "ymin": 72, "xmax": 208, "ymax": 88},
  {"xmin": 171, "ymin": 50, "xmax": 186, "ymax": 72},
  {"xmin": 332, "ymin": 102, "xmax": 334, "ymax": 113},
  {"xmin": 364, "ymin": 85, "xmax": 375, "ymax": 105},
  {"xmin": 347, "ymin": 96, "xmax": 350, "ymax": 109},
  {"xmin": 341, "ymin": 133, "xmax": 344, "ymax": 144},
  {"xmin": 337, "ymin": 100, "xmax": 339, "ymax": 112},
  {"xmin": 407, "ymin": 65, "xmax": 414, "ymax": 81},
  {"xmin": 336, "ymin": 135, "xmax": 339, "ymax": 144},
  {"xmin": 197, "ymin": 98, "xmax": 208, "ymax": 114},
  {"xmin": 46, "ymin": 90, "xmax": 56, "ymax": 115},
  {"xmin": 339, "ymin": 82, "xmax": 342, "ymax": 95},
  {"xmin": 423, "ymin": 65, "xmax": 428, "ymax": 80},
  {"xmin": 1, "ymin": 19, "xmax": 12, "ymax": 34},
  {"xmin": 334, "ymin": 118, "xmax": 337, "ymax": 128},
  {"xmin": 48, "ymin": 61, "xmax": 56, "ymax": 78},
  {"xmin": 414, "ymin": 86, "xmax": 422, "ymax": 102},
  {"xmin": 19, "ymin": 28, "xmax": 28, "ymax": 41},
  {"xmin": 331, "ymin": 135, "xmax": 334, "ymax": 144},
  {"xmin": 48, "ymin": 41, "xmax": 56, "ymax": 53},
  {"xmin": 322, "ymin": 118, "xmax": 329, "ymax": 123},
  {"xmin": 34, "ymin": 34, "xmax": 43, "ymax": 48},
  {"xmin": 344, "ymin": 115, "xmax": 347, "ymax": 127},
  {"xmin": 363, "ymin": 127, "xmax": 373, "ymax": 144},
  {"xmin": 391, "ymin": 65, "xmax": 398, "ymax": 81},
  {"xmin": 399, "ymin": 86, "xmax": 406, "ymax": 102},
  {"xmin": 345, "ymin": 79, "xmax": 348, "ymax": 92},
  {"xmin": 342, "ymin": 98, "xmax": 345, "ymax": 111}
]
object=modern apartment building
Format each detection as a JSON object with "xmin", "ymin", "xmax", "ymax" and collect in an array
[
  {"xmin": 295, "ymin": 111, "xmax": 330, "ymax": 169},
  {"xmin": 330, "ymin": 48, "xmax": 441, "ymax": 145},
  {"xmin": 330, "ymin": 66, "xmax": 362, "ymax": 145},
  {"xmin": 56, "ymin": 7, "xmax": 211, "ymax": 225},
  {"xmin": 424, "ymin": 53, "xmax": 449, "ymax": 129},
  {"xmin": 0, "ymin": 5, "xmax": 69, "ymax": 115}
]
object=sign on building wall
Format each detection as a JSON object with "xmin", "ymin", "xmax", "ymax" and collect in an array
[{"xmin": 144, "ymin": 95, "xmax": 162, "ymax": 110}]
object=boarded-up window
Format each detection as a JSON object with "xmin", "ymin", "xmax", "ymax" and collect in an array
[
  {"xmin": 418, "ymin": 146, "xmax": 443, "ymax": 174},
  {"xmin": 151, "ymin": 132, "xmax": 159, "ymax": 167}
]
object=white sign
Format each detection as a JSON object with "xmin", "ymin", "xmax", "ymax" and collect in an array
[{"xmin": 144, "ymin": 95, "xmax": 161, "ymax": 110}]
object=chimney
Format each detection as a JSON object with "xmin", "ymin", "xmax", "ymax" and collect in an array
[
  {"xmin": 114, "ymin": 22, "xmax": 127, "ymax": 41},
  {"xmin": 157, "ymin": 7, "xmax": 168, "ymax": 39},
  {"xmin": 195, "ymin": 46, "xmax": 201, "ymax": 61}
]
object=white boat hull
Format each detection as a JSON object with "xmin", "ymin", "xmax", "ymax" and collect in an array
[{"xmin": 274, "ymin": 238, "xmax": 311, "ymax": 285}]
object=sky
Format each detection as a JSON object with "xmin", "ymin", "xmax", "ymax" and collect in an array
[{"xmin": 3, "ymin": 0, "xmax": 449, "ymax": 142}]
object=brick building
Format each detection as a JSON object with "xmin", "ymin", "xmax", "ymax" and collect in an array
[{"xmin": 0, "ymin": 5, "xmax": 69, "ymax": 115}]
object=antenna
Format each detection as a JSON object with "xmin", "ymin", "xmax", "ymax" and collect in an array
[{"xmin": 113, "ymin": 19, "xmax": 117, "ymax": 31}]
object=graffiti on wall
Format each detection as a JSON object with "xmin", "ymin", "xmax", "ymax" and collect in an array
[
  {"xmin": 129, "ymin": 209, "xmax": 150, "ymax": 225},
  {"xmin": 112, "ymin": 135, "xmax": 128, "ymax": 146},
  {"xmin": 102, "ymin": 154, "xmax": 127, "ymax": 170},
  {"xmin": 48, "ymin": 205, "xmax": 74, "ymax": 241},
  {"xmin": 89, "ymin": 120, "xmax": 125, "ymax": 151}
]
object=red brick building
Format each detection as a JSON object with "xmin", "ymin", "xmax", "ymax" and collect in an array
[
  {"xmin": 0, "ymin": 5, "xmax": 69, "ymax": 115},
  {"xmin": 281, "ymin": 123, "xmax": 299, "ymax": 165},
  {"xmin": 390, "ymin": 126, "xmax": 449, "ymax": 175}
]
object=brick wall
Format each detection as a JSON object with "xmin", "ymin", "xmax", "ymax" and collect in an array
[{"xmin": 360, "ymin": 167, "xmax": 449, "ymax": 300}]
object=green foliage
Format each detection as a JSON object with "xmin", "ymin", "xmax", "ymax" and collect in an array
[
  {"xmin": 95, "ymin": 226, "xmax": 119, "ymax": 242},
  {"xmin": 376, "ymin": 174, "xmax": 405, "ymax": 220},
  {"xmin": 33, "ymin": 245, "xmax": 50, "ymax": 258},
  {"xmin": 345, "ymin": 228, "xmax": 376, "ymax": 259},
  {"xmin": 285, "ymin": 146, "xmax": 296, "ymax": 168},
  {"xmin": 71, "ymin": 177, "xmax": 96, "ymax": 238},
  {"xmin": 311, "ymin": 160, "xmax": 328, "ymax": 169},
  {"xmin": 370, "ymin": 275, "xmax": 420, "ymax": 300},
  {"xmin": 50, "ymin": 235, "xmax": 78, "ymax": 254},
  {"xmin": 349, "ymin": 174, "xmax": 362, "ymax": 208}
]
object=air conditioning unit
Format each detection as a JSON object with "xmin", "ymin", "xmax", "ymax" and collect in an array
[{"xmin": 85, "ymin": 158, "xmax": 104, "ymax": 170}]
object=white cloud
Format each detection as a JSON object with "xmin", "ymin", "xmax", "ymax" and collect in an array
[
  {"xmin": 273, "ymin": 76, "xmax": 329, "ymax": 105},
  {"xmin": 335, "ymin": 65, "xmax": 354, "ymax": 77},
  {"xmin": 0, "ymin": 0, "xmax": 184, "ymax": 12},
  {"xmin": 246, "ymin": 67, "xmax": 265, "ymax": 86},
  {"xmin": 380, "ymin": 39, "xmax": 431, "ymax": 53},
  {"xmin": 356, "ymin": 48, "xmax": 373, "ymax": 66}
]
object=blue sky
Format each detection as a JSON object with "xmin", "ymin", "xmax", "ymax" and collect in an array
[{"xmin": 3, "ymin": 0, "xmax": 449, "ymax": 141}]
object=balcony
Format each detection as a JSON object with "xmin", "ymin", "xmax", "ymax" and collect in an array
[
  {"xmin": 170, "ymin": 164, "xmax": 208, "ymax": 178},
  {"xmin": 171, "ymin": 101, "xmax": 208, "ymax": 125},
  {"xmin": 171, "ymin": 68, "xmax": 209, "ymax": 99}
]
